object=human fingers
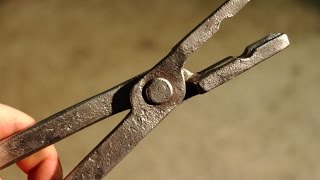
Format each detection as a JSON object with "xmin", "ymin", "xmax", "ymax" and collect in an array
[{"xmin": 0, "ymin": 104, "xmax": 62, "ymax": 180}]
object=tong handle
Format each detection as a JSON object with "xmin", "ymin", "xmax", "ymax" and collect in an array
[{"xmin": 0, "ymin": 78, "xmax": 136, "ymax": 170}]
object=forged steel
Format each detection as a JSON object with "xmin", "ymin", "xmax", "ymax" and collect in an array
[
  {"xmin": 0, "ymin": 75, "xmax": 139, "ymax": 169},
  {"xmin": 176, "ymin": 0, "xmax": 250, "ymax": 56},
  {"xmin": 188, "ymin": 33, "xmax": 290, "ymax": 94},
  {"xmin": 145, "ymin": 78, "xmax": 174, "ymax": 104},
  {"xmin": 0, "ymin": 0, "xmax": 290, "ymax": 179}
]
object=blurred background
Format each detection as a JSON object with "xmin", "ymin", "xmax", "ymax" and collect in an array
[{"xmin": 0, "ymin": 0, "xmax": 319, "ymax": 179}]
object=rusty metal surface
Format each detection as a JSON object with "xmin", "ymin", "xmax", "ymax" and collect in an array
[
  {"xmin": 0, "ymin": 76, "xmax": 139, "ymax": 169},
  {"xmin": 65, "ymin": 34, "xmax": 289, "ymax": 180},
  {"xmin": 0, "ymin": 0, "xmax": 290, "ymax": 179},
  {"xmin": 189, "ymin": 33, "xmax": 290, "ymax": 95}
]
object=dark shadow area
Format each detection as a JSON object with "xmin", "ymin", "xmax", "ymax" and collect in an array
[{"xmin": 299, "ymin": 0, "xmax": 320, "ymax": 11}]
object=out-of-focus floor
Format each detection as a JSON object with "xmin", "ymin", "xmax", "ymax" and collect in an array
[{"xmin": 0, "ymin": 0, "xmax": 319, "ymax": 179}]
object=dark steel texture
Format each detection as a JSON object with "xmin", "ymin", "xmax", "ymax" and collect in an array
[
  {"xmin": 186, "ymin": 33, "xmax": 290, "ymax": 98},
  {"xmin": 65, "ymin": 53, "xmax": 188, "ymax": 179},
  {"xmin": 0, "ymin": 0, "xmax": 290, "ymax": 179},
  {"xmin": 145, "ymin": 78, "xmax": 174, "ymax": 104},
  {"xmin": 175, "ymin": 0, "xmax": 250, "ymax": 57},
  {"xmin": 65, "ymin": 33, "xmax": 289, "ymax": 179},
  {"xmin": 0, "ymin": 76, "xmax": 141, "ymax": 169},
  {"xmin": 65, "ymin": 0, "xmax": 254, "ymax": 178}
]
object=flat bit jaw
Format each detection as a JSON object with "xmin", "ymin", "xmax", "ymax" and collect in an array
[
  {"xmin": 189, "ymin": 33, "xmax": 290, "ymax": 93},
  {"xmin": 175, "ymin": 0, "xmax": 251, "ymax": 57}
]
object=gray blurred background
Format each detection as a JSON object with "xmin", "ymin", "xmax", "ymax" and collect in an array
[{"xmin": 0, "ymin": 0, "xmax": 319, "ymax": 179}]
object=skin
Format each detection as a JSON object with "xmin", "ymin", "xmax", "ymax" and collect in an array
[{"xmin": 0, "ymin": 104, "xmax": 62, "ymax": 180}]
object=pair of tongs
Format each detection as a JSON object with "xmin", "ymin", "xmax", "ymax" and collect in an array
[{"xmin": 0, "ymin": 0, "xmax": 289, "ymax": 179}]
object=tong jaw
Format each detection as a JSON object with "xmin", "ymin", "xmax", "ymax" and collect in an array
[
  {"xmin": 176, "ymin": 0, "xmax": 250, "ymax": 57},
  {"xmin": 189, "ymin": 33, "xmax": 290, "ymax": 94}
]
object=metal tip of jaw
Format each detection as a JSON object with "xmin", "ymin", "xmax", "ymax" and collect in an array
[
  {"xmin": 175, "ymin": 0, "xmax": 251, "ymax": 57},
  {"xmin": 242, "ymin": 33, "xmax": 290, "ymax": 58},
  {"xmin": 189, "ymin": 33, "xmax": 290, "ymax": 93}
]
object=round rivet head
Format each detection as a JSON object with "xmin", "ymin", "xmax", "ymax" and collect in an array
[{"xmin": 145, "ymin": 78, "xmax": 173, "ymax": 104}]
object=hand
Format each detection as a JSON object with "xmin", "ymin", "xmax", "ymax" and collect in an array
[{"xmin": 0, "ymin": 104, "xmax": 62, "ymax": 180}]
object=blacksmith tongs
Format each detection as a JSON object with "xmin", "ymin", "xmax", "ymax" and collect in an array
[{"xmin": 0, "ymin": 0, "xmax": 290, "ymax": 179}]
